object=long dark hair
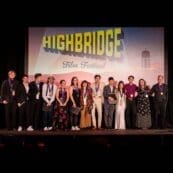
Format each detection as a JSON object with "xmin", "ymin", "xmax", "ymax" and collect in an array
[
  {"xmin": 81, "ymin": 80, "xmax": 89, "ymax": 89},
  {"xmin": 138, "ymin": 79, "xmax": 150, "ymax": 91},
  {"xmin": 118, "ymin": 81, "xmax": 125, "ymax": 93},
  {"xmin": 138, "ymin": 79, "xmax": 146, "ymax": 88},
  {"xmin": 71, "ymin": 76, "xmax": 78, "ymax": 86}
]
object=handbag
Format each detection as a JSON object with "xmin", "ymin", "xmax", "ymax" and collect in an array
[
  {"xmin": 70, "ymin": 106, "xmax": 81, "ymax": 115},
  {"xmin": 108, "ymin": 93, "xmax": 117, "ymax": 104},
  {"xmin": 42, "ymin": 101, "xmax": 53, "ymax": 112}
]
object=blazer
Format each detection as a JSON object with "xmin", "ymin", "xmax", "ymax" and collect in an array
[
  {"xmin": 1, "ymin": 79, "xmax": 19, "ymax": 102},
  {"xmin": 91, "ymin": 82, "xmax": 105, "ymax": 103},
  {"xmin": 16, "ymin": 83, "xmax": 30, "ymax": 104},
  {"xmin": 103, "ymin": 85, "xmax": 116, "ymax": 104},
  {"xmin": 28, "ymin": 81, "xmax": 43, "ymax": 101},
  {"xmin": 150, "ymin": 83, "xmax": 168, "ymax": 102}
]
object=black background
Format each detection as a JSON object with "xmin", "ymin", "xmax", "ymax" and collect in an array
[
  {"xmin": 0, "ymin": 8, "xmax": 172, "ymax": 119},
  {"xmin": 0, "ymin": 4, "xmax": 172, "ymax": 168}
]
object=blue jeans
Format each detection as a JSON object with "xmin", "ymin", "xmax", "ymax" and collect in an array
[{"xmin": 104, "ymin": 103, "xmax": 115, "ymax": 128}]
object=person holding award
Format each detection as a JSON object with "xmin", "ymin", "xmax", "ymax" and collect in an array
[
  {"xmin": 150, "ymin": 75, "xmax": 168, "ymax": 129},
  {"xmin": 103, "ymin": 77, "xmax": 116, "ymax": 129},
  {"xmin": 124, "ymin": 75, "xmax": 137, "ymax": 129}
]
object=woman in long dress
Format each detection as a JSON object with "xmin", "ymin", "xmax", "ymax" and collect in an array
[
  {"xmin": 136, "ymin": 79, "xmax": 151, "ymax": 129},
  {"xmin": 80, "ymin": 80, "xmax": 93, "ymax": 129},
  {"xmin": 56, "ymin": 80, "xmax": 69, "ymax": 130},
  {"xmin": 69, "ymin": 77, "xmax": 81, "ymax": 131},
  {"xmin": 115, "ymin": 81, "xmax": 126, "ymax": 129}
]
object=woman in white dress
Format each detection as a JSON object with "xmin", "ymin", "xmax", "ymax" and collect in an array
[{"xmin": 115, "ymin": 81, "xmax": 126, "ymax": 129}]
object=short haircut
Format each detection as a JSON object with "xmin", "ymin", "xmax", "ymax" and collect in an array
[
  {"xmin": 128, "ymin": 75, "xmax": 134, "ymax": 80},
  {"xmin": 34, "ymin": 73, "xmax": 42, "ymax": 79},
  {"xmin": 22, "ymin": 74, "xmax": 28, "ymax": 78},
  {"xmin": 158, "ymin": 75, "xmax": 164, "ymax": 79},
  {"xmin": 60, "ymin": 80, "xmax": 65, "ymax": 84},
  {"xmin": 8, "ymin": 70, "xmax": 16, "ymax": 75},
  {"xmin": 47, "ymin": 76, "xmax": 55, "ymax": 80},
  {"xmin": 94, "ymin": 74, "xmax": 101, "ymax": 79},
  {"xmin": 108, "ymin": 77, "xmax": 114, "ymax": 81}
]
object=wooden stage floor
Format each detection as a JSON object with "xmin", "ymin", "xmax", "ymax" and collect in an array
[
  {"xmin": 1, "ymin": 129, "xmax": 173, "ymax": 149},
  {"xmin": 0, "ymin": 129, "xmax": 173, "ymax": 136}
]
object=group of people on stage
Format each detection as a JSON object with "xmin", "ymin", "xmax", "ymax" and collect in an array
[{"xmin": 0, "ymin": 70, "xmax": 168, "ymax": 131}]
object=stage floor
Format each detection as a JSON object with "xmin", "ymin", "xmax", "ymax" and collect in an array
[{"xmin": 1, "ymin": 129, "xmax": 173, "ymax": 136}]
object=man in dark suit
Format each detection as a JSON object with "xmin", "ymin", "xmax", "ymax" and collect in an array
[
  {"xmin": 1, "ymin": 70, "xmax": 19, "ymax": 130},
  {"xmin": 103, "ymin": 77, "xmax": 116, "ymax": 129},
  {"xmin": 150, "ymin": 75, "xmax": 168, "ymax": 129},
  {"xmin": 16, "ymin": 74, "xmax": 30, "ymax": 131},
  {"xmin": 27, "ymin": 73, "xmax": 43, "ymax": 131}
]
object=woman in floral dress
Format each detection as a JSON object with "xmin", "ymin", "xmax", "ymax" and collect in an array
[
  {"xmin": 136, "ymin": 79, "xmax": 152, "ymax": 129},
  {"xmin": 56, "ymin": 80, "xmax": 69, "ymax": 130}
]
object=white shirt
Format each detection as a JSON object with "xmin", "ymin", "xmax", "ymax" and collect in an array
[
  {"xmin": 23, "ymin": 83, "xmax": 29, "ymax": 94},
  {"xmin": 91, "ymin": 82, "xmax": 104, "ymax": 97},
  {"xmin": 83, "ymin": 87, "xmax": 87, "ymax": 105},
  {"xmin": 110, "ymin": 85, "xmax": 113, "ymax": 93},
  {"xmin": 42, "ymin": 83, "xmax": 57, "ymax": 103}
]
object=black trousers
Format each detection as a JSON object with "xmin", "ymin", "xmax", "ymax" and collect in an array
[
  {"xmin": 29, "ymin": 100, "xmax": 41, "ymax": 129},
  {"xmin": 153, "ymin": 101, "xmax": 167, "ymax": 129},
  {"xmin": 18, "ymin": 101, "xmax": 30, "ymax": 128},
  {"xmin": 125, "ymin": 99, "xmax": 136, "ymax": 129},
  {"xmin": 70, "ymin": 113, "xmax": 79, "ymax": 127},
  {"xmin": 4, "ymin": 101, "xmax": 17, "ymax": 130}
]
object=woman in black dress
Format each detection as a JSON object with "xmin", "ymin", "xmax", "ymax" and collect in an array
[
  {"xmin": 136, "ymin": 79, "xmax": 152, "ymax": 129},
  {"xmin": 69, "ymin": 77, "xmax": 81, "ymax": 131}
]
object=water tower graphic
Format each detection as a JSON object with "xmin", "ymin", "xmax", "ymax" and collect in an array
[{"xmin": 141, "ymin": 49, "xmax": 150, "ymax": 68}]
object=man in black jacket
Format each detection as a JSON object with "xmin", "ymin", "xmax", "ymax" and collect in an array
[
  {"xmin": 103, "ymin": 77, "xmax": 116, "ymax": 129},
  {"xmin": 1, "ymin": 70, "xmax": 19, "ymax": 130},
  {"xmin": 16, "ymin": 74, "xmax": 30, "ymax": 131},
  {"xmin": 150, "ymin": 75, "xmax": 168, "ymax": 129},
  {"xmin": 27, "ymin": 73, "xmax": 43, "ymax": 131}
]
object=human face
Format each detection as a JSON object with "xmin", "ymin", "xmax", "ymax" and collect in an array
[
  {"xmin": 139, "ymin": 80, "xmax": 145, "ymax": 87},
  {"xmin": 8, "ymin": 71, "xmax": 16, "ymax": 80},
  {"xmin": 128, "ymin": 77, "xmax": 134, "ymax": 84},
  {"xmin": 49, "ymin": 78, "xmax": 54, "ymax": 84},
  {"xmin": 82, "ymin": 82, "xmax": 87, "ymax": 88},
  {"xmin": 73, "ymin": 78, "xmax": 78, "ymax": 85},
  {"xmin": 158, "ymin": 76, "xmax": 163, "ymax": 84},
  {"xmin": 95, "ymin": 76, "xmax": 100, "ymax": 83},
  {"xmin": 22, "ymin": 76, "xmax": 29, "ymax": 83},
  {"xmin": 119, "ymin": 83, "xmax": 124, "ymax": 89},
  {"xmin": 61, "ymin": 81, "xmax": 66, "ymax": 88},
  {"xmin": 35, "ymin": 76, "xmax": 42, "ymax": 83},
  {"xmin": 109, "ymin": 79, "xmax": 114, "ymax": 85}
]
